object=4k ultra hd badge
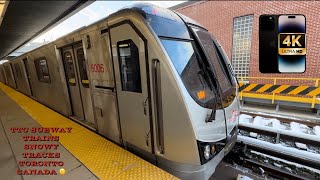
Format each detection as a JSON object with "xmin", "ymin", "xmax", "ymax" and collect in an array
[
  {"xmin": 278, "ymin": 15, "xmax": 306, "ymax": 73},
  {"xmin": 259, "ymin": 14, "xmax": 306, "ymax": 73},
  {"xmin": 278, "ymin": 33, "xmax": 306, "ymax": 55}
]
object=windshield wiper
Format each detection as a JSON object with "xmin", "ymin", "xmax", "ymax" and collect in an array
[
  {"xmin": 195, "ymin": 58, "xmax": 219, "ymax": 122},
  {"xmin": 207, "ymin": 86, "xmax": 218, "ymax": 122},
  {"xmin": 195, "ymin": 54, "xmax": 214, "ymax": 91},
  {"xmin": 205, "ymin": 45, "xmax": 229, "ymax": 136},
  {"xmin": 197, "ymin": 70, "xmax": 217, "ymax": 122}
]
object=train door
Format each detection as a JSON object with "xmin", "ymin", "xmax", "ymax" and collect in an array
[
  {"xmin": 62, "ymin": 46, "xmax": 85, "ymax": 120},
  {"xmin": 72, "ymin": 43, "xmax": 95, "ymax": 125},
  {"xmin": 22, "ymin": 58, "xmax": 33, "ymax": 96},
  {"xmin": 110, "ymin": 23, "xmax": 153, "ymax": 153}
]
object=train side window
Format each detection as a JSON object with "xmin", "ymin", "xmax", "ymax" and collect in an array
[
  {"xmin": 76, "ymin": 48, "xmax": 89, "ymax": 88},
  {"xmin": 63, "ymin": 51, "xmax": 76, "ymax": 86},
  {"xmin": 117, "ymin": 40, "xmax": 142, "ymax": 93},
  {"xmin": 34, "ymin": 58, "xmax": 51, "ymax": 83}
]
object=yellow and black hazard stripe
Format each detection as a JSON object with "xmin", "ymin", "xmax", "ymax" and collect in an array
[{"xmin": 239, "ymin": 83, "xmax": 320, "ymax": 96}]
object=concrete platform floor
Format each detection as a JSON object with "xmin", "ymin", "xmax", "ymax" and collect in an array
[
  {"xmin": 0, "ymin": 89, "xmax": 98, "ymax": 180},
  {"xmin": 0, "ymin": 83, "xmax": 176, "ymax": 180}
]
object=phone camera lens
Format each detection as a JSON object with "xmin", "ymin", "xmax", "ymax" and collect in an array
[{"xmin": 261, "ymin": 16, "xmax": 275, "ymax": 30}]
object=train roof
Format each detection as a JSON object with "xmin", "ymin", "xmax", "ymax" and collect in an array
[
  {"xmin": 124, "ymin": 3, "xmax": 206, "ymax": 39},
  {"xmin": 3, "ymin": 3, "xmax": 206, "ymax": 64}
]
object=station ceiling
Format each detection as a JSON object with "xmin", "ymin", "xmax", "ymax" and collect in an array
[{"xmin": 0, "ymin": 1, "xmax": 93, "ymax": 59}]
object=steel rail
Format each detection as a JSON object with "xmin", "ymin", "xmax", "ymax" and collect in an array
[
  {"xmin": 241, "ymin": 111, "xmax": 320, "ymax": 126},
  {"xmin": 237, "ymin": 136, "xmax": 320, "ymax": 170},
  {"xmin": 225, "ymin": 144, "xmax": 312, "ymax": 180},
  {"xmin": 236, "ymin": 112, "xmax": 320, "ymax": 172},
  {"xmin": 242, "ymin": 158, "xmax": 309, "ymax": 180},
  {"xmin": 239, "ymin": 123, "xmax": 320, "ymax": 145}
]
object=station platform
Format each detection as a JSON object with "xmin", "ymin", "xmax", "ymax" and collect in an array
[
  {"xmin": 0, "ymin": 83, "xmax": 176, "ymax": 180},
  {"xmin": 0, "ymin": 82, "xmax": 262, "ymax": 180}
]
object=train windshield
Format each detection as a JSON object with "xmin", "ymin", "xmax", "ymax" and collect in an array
[
  {"xmin": 133, "ymin": 3, "xmax": 235, "ymax": 107},
  {"xmin": 190, "ymin": 26, "xmax": 234, "ymax": 95},
  {"xmin": 161, "ymin": 39, "xmax": 216, "ymax": 107},
  {"xmin": 160, "ymin": 37, "xmax": 235, "ymax": 108},
  {"xmin": 160, "ymin": 30, "xmax": 235, "ymax": 108}
]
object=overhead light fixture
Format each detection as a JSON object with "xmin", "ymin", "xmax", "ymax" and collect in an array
[
  {"xmin": 0, "ymin": 1, "xmax": 8, "ymax": 27},
  {"xmin": 0, "ymin": 4, "xmax": 4, "ymax": 17},
  {"xmin": 0, "ymin": 1, "xmax": 9, "ymax": 17}
]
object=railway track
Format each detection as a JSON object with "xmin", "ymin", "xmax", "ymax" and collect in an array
[
  {"xmin": 241, "ymin": 111, "xmax": 320, "ymax": 127},
  {"xmin": 230, "ymin": 112, "xmax": 320, "ymax": 179},
  {"xmin": 239, "ymin": 113, "xmax": 320, "ymax": 150},
  {"xmin": 225, "ymin": 145, "xmax": 316, "ymax": 180}
]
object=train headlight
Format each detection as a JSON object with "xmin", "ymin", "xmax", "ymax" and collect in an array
[
  {"xmin": 204, "ymin": 145, "xmax": 210, "ymax": 160},
  {"xmin": 211, "ymin": 145, "xmax": 216, "ymax": 154}
]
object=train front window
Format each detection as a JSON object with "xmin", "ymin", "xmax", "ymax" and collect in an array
[
  {"xmin": 161, "ymin": 39, "xmax": 216, "ymax": 107},
  {"xmin": 190, "ymin": 26, "xmax": 233, "ymax": 95}
]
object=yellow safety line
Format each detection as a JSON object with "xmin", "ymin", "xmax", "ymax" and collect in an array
[{"xmin": 0, "ymin": 83, "xmax": 177, "ymax": 180}]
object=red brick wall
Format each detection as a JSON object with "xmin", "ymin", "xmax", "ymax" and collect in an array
[{"xmin": 175, "ymin": 1, "xmax": 320, "ymax": 86}]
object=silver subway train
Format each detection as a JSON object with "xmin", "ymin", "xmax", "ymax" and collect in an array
[{"xmin": 0, "ymin": 4, "xmax": 239, "ymax": 179}]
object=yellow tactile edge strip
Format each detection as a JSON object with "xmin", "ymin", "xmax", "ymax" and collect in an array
[{"xmin": 0, "ymin": 83, "xmax": 177, "ymax": 180}]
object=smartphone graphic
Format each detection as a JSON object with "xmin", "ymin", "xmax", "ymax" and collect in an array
[
  {"xmin": 259, "ymin": 15, "xmax": 279, "ymax": 73},
  {"xmin": 278, "ymin": 15, "xmax": 306, "ymax": 73}
]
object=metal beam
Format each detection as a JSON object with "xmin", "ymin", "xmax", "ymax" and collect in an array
[{"xmin": 0, "ymin": 1, "xmax": 94, "ymax": 59}]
